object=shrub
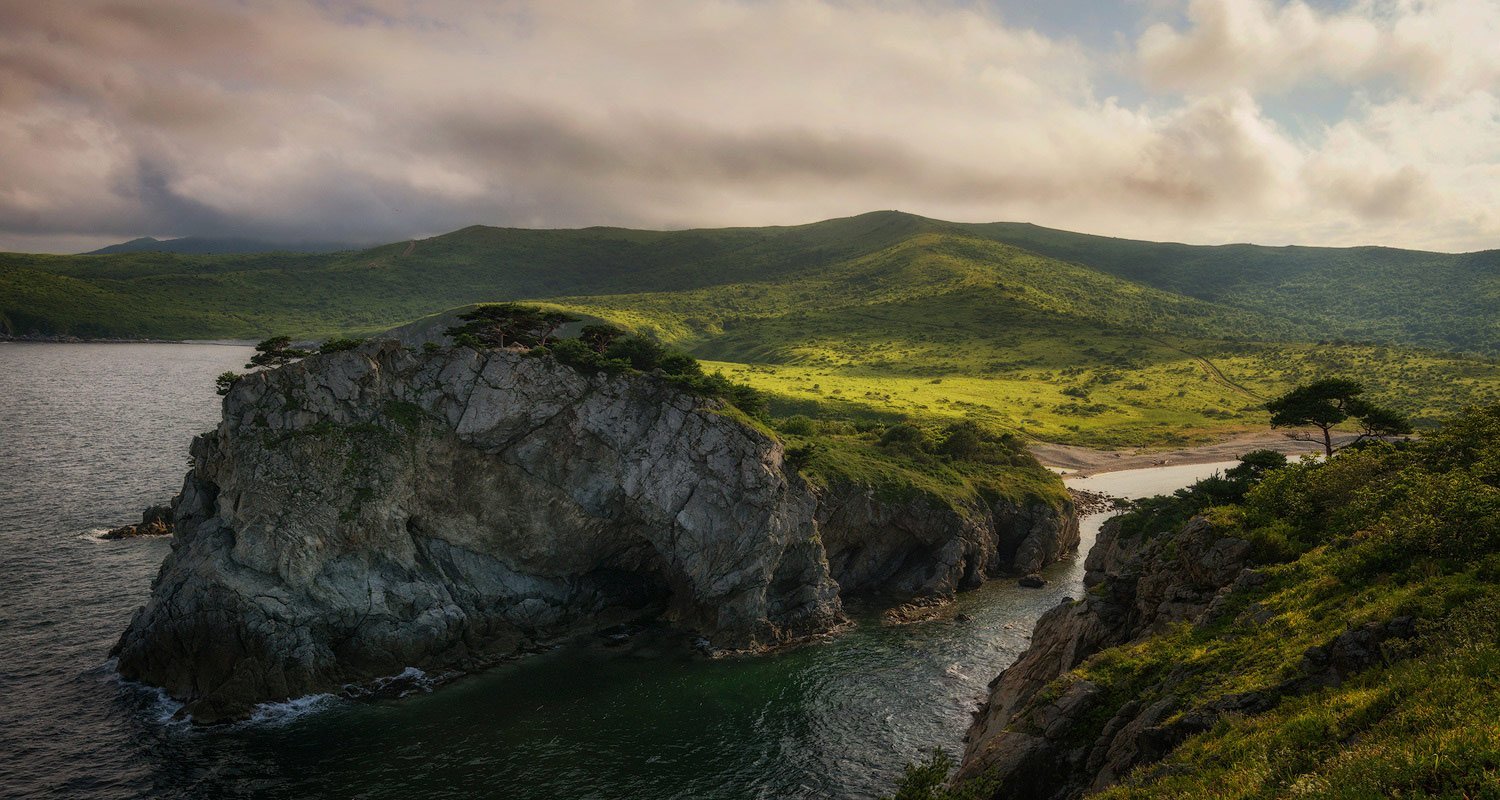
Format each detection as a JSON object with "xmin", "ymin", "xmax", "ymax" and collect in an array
[
  {"xmin": 318, "ymin": 337, "xmax": 364, "ymax": 354},
  {"xmin": 215, "ymin": 371, "xmax": 242, "ymax": 396},
  {"xmin": 880, "ymin": 423, "xmax": 928, "ymax": 449},
  {"xmin": 779, "ymin": 415, "xmax": 817, "ymax": 436}
]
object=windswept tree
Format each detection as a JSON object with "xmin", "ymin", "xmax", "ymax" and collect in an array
[
  {"xmin": 578, "ymin": 323, "xmax": 627, "ymax": 353},
  {"xmin": 446, "ymin": 303, "xmax": 577, "ymax": 349},
  {"xmin": 246, "ymin": 336, "xmax": 310, "ymax": 369},
  {"xmin": 1266, "ymin": 378, "xmax": 1413, "ymax": 456}
]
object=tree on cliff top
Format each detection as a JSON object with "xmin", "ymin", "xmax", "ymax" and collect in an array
[
  {"xmin": 447, "ymin": 303, "xmax": 577, "ymax": 349},
  {"xmin": 246, "ymin": 336, "xmax": 309, "ymax": 369},
  {"xmin": 1266, "ymin": 378, "xmax": 1412, "ymax": 456}
]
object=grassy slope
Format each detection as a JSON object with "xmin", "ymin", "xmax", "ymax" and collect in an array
[
  {"xmin": 4, "ymin": 211, "xmax": 1497, "ymax": 446},
  {"xmin": 549, "ymin": 231, "xmax": 1498, "ymax": 446},
  {"xmin": 992, "ymin": 406, "xmax": 1500, "ymax": 798},
  {"xmin": 965, "ymin": 221, "xmax": 1500, "ymax": 355}
]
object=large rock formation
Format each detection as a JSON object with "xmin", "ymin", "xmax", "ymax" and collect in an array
[
  {"xmin": 957, "ymin": 515, "xmax": 1263, "ymax": 798},
  {"xmin": 817, "ymin": 485, "xmax": 1076, "ymax": 597},
  {"xmin": 116, "ymin": 341, "xmax": 1075, "ymax": 722}
]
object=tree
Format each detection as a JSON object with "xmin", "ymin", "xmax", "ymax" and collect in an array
[
  {"xmin": 578, "ymin": 323, "xmax": 627, "ymax": 353},
  {"xmin": 1225, "ymin": 449, "xmax": 1287, "ymax": 482},
  {"xmin": 445, "ymin": 303, "xmax": 578, "ymax": 349},
  {"xmin": 215, "ymin": 371, "xmax": 242, "ymax": 396},
  {"xmin": 246, "ymin": 336, "xmax": 309, "ymax": 369},
  {"xmin": 1265, "ymin": 379, "xmax": 1413, "ymax": 457}
]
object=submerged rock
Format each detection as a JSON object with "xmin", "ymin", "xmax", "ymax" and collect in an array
[{"xmin": 114, "ymin": 341, "xmax": 1075, "ymax": 722}]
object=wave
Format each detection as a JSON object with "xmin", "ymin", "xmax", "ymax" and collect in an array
[{"xmin": 244, "ymin": 693, "xmax": 340, "ymax": 726}]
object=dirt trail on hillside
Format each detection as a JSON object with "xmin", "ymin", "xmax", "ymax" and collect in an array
[{"xmin": 1030, "ymin": 430, "xmax": 1359, "ymax": 476}]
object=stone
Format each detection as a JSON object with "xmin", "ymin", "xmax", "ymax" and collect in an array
[
  {"xmin": 114, "ymin": 340, "xmax": 1078, "ymax": 722},
  {"xmin": 100, "ymin": 504, "xmax": 174, "ymax": 539}
]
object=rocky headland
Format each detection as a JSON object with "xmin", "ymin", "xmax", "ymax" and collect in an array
[
  {"xmin": 956, "ymin": 509, "xmax": 1415, "ymax": 798},
  {"xmin": 115, "ymin": 340, "xmax": 1076, "ymax": 722}
]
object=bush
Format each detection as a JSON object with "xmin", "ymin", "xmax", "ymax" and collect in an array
[
  {"xmin": 779, "ymin": 415, "xmax": 816, "ymax": 436},
  {"xmin": 880, "ymin": 423, "xmax": 928, "ymax": 449},
  {"xmin": 786, "ymin": 442, "xmax": 822, "ymax": 471},
  {"xmin": 215, "ymin": 371, "xmax": 242, "ymax": 396}
]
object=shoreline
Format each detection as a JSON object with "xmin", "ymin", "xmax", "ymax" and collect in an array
[
  {"xmin": 1032, "ymin": 430, "xmax": 1357, "ymax": 477},
  {"xmin": 1, "ymin": 335, "xmax": 255, "ymax": 346}
]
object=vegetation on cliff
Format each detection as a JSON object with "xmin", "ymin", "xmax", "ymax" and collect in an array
[
  {"xmin": 5, "ymin": 212, "xmax": 1496, "ymax": 447},
  {"xmin": 441, "ymin": 304, "xmax": 1066, "ymax": 520},
  {"xmin": 913, "ymin": 404, "xmax": 1500, "ymax": 799}
]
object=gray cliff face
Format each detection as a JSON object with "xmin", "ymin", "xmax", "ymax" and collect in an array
[
  {"xmin": 958, "ymin": 516, "xmax": 1256, "ymax": 799},
  {"xmin": 817, "ymin": 489, "xmax": 1078, "ymax": 597},
  {"xmin": 116, "ymin": 341, "xmax": 1077, "ymax": 722}
]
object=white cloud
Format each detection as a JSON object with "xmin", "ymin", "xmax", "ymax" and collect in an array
[
  {"xmin": 1136, "ymin": 0, "xmax": 1500, "ymax": 97},
  {"xmin": 0, "ymin": 0, "xmax": 1495, "ymax": 252}
]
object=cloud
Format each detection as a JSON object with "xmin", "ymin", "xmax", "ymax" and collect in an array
[
  {"xmin": 0, "ymin": 0, "xmax": 1495, "ymax": 252},
  {"xmin": 1136, "ymin": 0, "xmax": 1500, "ymax": 97}
]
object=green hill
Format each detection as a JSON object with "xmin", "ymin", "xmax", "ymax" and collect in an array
[
  {"xmin": 3, "ymin": 211, "xmax": 1496, "ymax": 446},
  {"xmin": 965, "ymin": 221, "xmax": 1500, "ymax": 355}
]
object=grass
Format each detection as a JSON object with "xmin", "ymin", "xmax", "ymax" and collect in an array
[
  {"xmin": 6, "ymin": 211, "xmax": 1497, "ymax": 448},
  {"xmin": 911, "ymin": 405, "xmax": 1500, "ymax": 799}
]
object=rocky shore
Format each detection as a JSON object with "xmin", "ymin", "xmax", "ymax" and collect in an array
[
  {"xmin": 956, "ymin": 510, "xmax": 1413, "ymax": 798},
  {"xmin": 115, "ymin": 340, "xmax": 1076, "ymax": 722}
]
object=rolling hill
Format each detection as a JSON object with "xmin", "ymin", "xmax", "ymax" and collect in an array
[
  {"xmin": 84, "ymin": 236, "xmax": 358, "ymax": 256},
  {"xmin": 3, "ymin": 211, "xmax": 1496, "ymax": 446}
]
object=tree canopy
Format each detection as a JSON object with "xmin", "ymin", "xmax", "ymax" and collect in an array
[
  {"xmin": 445, "ymin": 303, "xmax": 578, "ymax": 349},
  {"xmin": 1265, "ymin": 378, "xmax": 1413, "ymax": 456},
  {"xmin": 246, "ymin": 336, "xmax": 310, "ymax": 369}
]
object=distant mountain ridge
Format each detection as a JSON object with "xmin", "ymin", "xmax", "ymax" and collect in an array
[
  {"xmin": 4, "ymin": 210, "xmax": 1494, "ymax": 446},
  {"xmin": 84, "ymin": 236, "xmax": 357, "ymax": 255},
  {"xmin": 8, "ymin": 210, "xmax": 1492, "ymax": 354}
]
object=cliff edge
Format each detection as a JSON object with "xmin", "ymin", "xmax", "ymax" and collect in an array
[{"xmin": 116, "ymin": 340, "xmax": 1075, "ymax": 721}]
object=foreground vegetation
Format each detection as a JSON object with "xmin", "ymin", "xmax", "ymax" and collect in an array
[{"xmin": 901, "ymin": 404, "xmax": 1500, "ymax": 798}]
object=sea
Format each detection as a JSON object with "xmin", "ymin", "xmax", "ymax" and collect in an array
[{"xmin": 0, "ymin": 342, "xmax": 1235, "ymax": 799}]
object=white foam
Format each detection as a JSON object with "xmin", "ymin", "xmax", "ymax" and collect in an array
[{"xmin": 244, "ymin": 693, "xmax": 340, "ymax": 726}]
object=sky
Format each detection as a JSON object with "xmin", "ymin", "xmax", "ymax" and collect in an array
[{"xmin": 1, "ymin": 0, "xmax": 1498, "ymax": 253}]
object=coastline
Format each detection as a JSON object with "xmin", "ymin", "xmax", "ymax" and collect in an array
[
  {"xmin": 0, "ymin": 335, "xmax": 255, "ymax": 346},
  {"xmin": 1030, "ymin": 430, "xmax": 1356, "ymax": 476}
]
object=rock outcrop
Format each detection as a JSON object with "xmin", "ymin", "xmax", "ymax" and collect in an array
[
  {"xmin": 958, "ymin": 512, "xmax": 1418, "ymax": 799},
  {"xmin": 958, "ymin": 516, "xmax": 1257, "ymax": 798},
  {"xmin": 102, "ymin": 504, "xmax": 174, "ymax": 539},
  {"xmin": 816, "ymin": 483, "xmax": 1077, "ymax": 598},
  {"xmin": 116, "ymin": 341, "xmax": 1075, "ymax": 722}
]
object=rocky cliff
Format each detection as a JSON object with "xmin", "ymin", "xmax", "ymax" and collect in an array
[
  {"xmin": 116, "ymin": 341, "xmax": 1074, "ymax": 722},
  {"xmin": 957, "ymin": 515, "xmax": 1260, "ymax": 798}
]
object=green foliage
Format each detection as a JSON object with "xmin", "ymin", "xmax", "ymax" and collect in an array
[
  {"xmin": 1114, "ymin": 449, "xmax": 1292, "ymax": 542},
  {"xmin": 578, "ymin": 323, "xmax": 627, "ymax": 353},
  {"xmin": 785, "ymin": 441, "xmax": 823, "ymax": 471},
  {"xmin": 5, "ymin": 213, "xmax": 1495, "ymax": 447},
  {"xmin": 1266, "ymin": 378, "xmax": 1413, "ymax": 455},
  {"xmin": 214, "ymin": 371, "xmax": 242, "ymax": 396},
  {"xmin": 246, "ymin": 336, "xmax": 310, "ymax": 369},
  {"xmin": 777, "ymin": 415, "xmax": 817, "ymax": 436},
  {"xmin": 882, "ymin": 750, "xmax": 995, "ymax": 800},
  {"xmin": 445, "ymin": 303, "xmax": 577, "ymax": 349},
  {"xmin": 946, "ymin": 405, "xmax": 1500, "ymax": 800}
]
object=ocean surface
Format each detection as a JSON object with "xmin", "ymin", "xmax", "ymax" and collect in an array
[{"xmin": 0, "ymin": 342, "xmax": 1235, "ymax": 800}]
